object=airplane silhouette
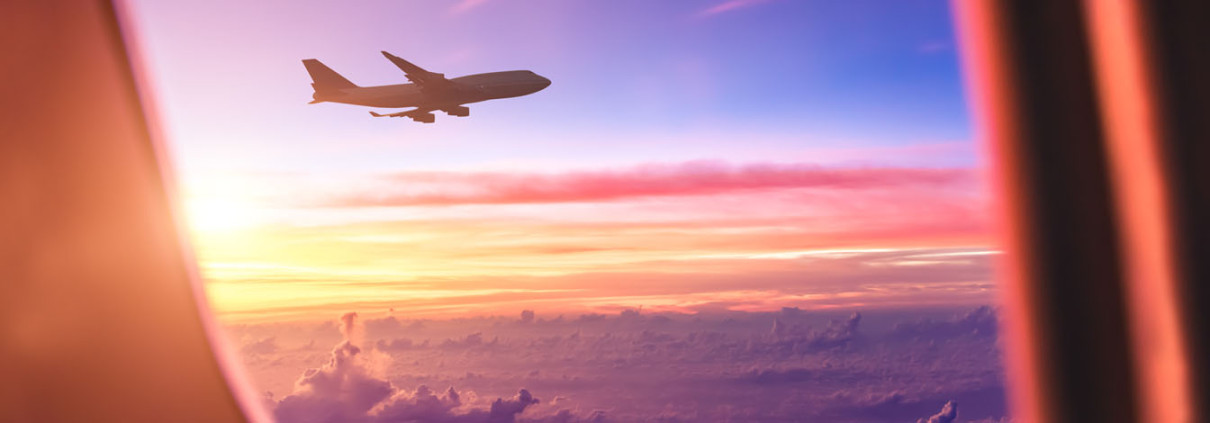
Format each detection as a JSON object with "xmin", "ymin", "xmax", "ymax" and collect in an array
[{"xmin": 303, "ymin": 51, "xmax": 551, "ymax": 123}]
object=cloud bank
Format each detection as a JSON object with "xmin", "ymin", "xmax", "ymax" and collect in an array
[
  {"xmin": 321, "ymin": 161, "xmax": 975, "ymax": 207},
  {"xmin": 273, "ymin": 314, "xmax": 550, "ymax": 423},
  {"xmin": 918, "ymin": 401, "xmax": 958, "ymax": 423},
  {"xmin": 235, "ymin": 306, "xmax": 1010, "ymax": 422}
]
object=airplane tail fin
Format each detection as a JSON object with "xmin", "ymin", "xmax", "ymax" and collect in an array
[{"xmin": 302, "ymin": 59, "xmax": 358, "ymax": 95}]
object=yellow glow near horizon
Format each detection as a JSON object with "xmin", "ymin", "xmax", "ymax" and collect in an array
[{"xmin": 169, "ymin": 167, "xmax": 993, "ymax": 323}]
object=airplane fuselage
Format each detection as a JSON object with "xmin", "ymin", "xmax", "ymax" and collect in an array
[{"xmin": 312, "ymin": 70, "xmax": 550, "ymax": 109}]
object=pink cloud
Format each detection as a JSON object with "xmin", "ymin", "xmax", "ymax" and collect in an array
[{"xmin": 320, "ymin": 161, "xmax": 976, "ymax": 207}]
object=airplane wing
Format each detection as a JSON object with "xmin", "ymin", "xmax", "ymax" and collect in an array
[
  {"xmin": 380, "ymin": 51, "xmax": 459, "ymax": 90},
  {"xmin": 369, "ymin": 108, "xmax": 436, "ymax": 123}
]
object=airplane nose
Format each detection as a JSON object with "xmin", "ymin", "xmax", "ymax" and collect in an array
[{"xmin": 538, "ymin": 75, "xmax": 551, "ymax": 89}]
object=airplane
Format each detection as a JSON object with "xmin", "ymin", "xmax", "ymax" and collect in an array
[{"xmin": 302, "ymin": 51, "xmax": 551, "ymax": 123}]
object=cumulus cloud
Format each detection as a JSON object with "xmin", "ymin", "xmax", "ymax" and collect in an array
[
  {"xmin": 319, "ymin": 161, "xmax": 974, "ymax": 207},
  {"xmin": 241, "ymin": 337, "xmax": 279, "ymax": 356},
  {"xmin": 891, "ymin": 306, "xmax": 998, "ymax": 341},
  {"xmin": 246, "ymin": 307, "xmax": 1007, "ymax": 422},
  {"xmin": 765, "ymin": 312, "xmax": 862, "ymax": 354},
  {"xmin": 488, "ymin": 389, "xmax": 540, "ymax": 422},
  {"xmin": 521, "ymin": 409, "xmax": 608, "ymax": 423},
  {"xmin": 374, "ymin": 338, "xmax": 419, "ymax": 352},
  {"xmin": 372, "ymin": 386, "xmax": 539, "ymax": 423},
  {"xmin": 439, "ymin": 332, "xmax": 498, "ymax": 350},
  {"xmin": 364, "ymin": 316, "xmax": 405, "ymax": 336},
  {"xmin": 806, "ymin": 312, "xmax": 862, "ymax": 349},
  {"xmin": 340, "ymin": 312, "xmax": 358, "ymax": 337},
  {"xmin": 968, "ymin": 417, "xmax": 1013, "ymax": 423},
  {"xmin": 918, "ymin": 401, "xmax": 959, "ymax": 423},
  {"xmin": 371, "ymin": 385, "xmax": 464, "ymax": 422},
  {"xmin": 273, "ymin": 313, "xmax": 545, "ymax": 423},
  {"xmin": 273, "ymin": 338, "xmax": 392, "ymax": 423}
]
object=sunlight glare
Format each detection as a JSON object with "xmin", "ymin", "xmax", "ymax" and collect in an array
[{"xmin": 184, "ymin": 197, "xmax": 262, "ymax": 233}]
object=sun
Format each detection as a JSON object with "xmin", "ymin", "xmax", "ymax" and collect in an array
[{"xmin": 184, "ymin": 197, "xmax": 261, "ymax": 233}]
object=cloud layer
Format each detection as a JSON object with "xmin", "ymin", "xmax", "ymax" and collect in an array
[
  {"xmin": 234, "ymin": 306, "xmax": 1010, "ymax": 422},
  {"xmin": 321, "ymin": 161, "xmax": 975, "ymax": 207}
]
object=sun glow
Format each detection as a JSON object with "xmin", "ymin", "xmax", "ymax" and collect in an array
[{"xmin": 184, "ymin": 197, "xmax": 263, "ymax": 233}]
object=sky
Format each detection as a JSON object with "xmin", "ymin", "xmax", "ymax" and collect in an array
[
  {"xmin": 123, "ymin": 0, "xmax": 991, "ymax": 323},
  {"xmin": 120, "ymin": 1, "xmax": 1012, "ymax": 421}
]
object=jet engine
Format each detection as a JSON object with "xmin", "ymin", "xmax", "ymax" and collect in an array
[
  {"xmin": 409, "ymin": 112, "xmax": 436, "ymax": 123},
  {"xmin": 443, "ymin": 106, "xmax": 470, "ymax": 117}
]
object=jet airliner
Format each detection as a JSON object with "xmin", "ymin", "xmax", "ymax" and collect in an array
[{"xmin": 302, "ymin": 51, "xmax": 551, "ymax": 123}]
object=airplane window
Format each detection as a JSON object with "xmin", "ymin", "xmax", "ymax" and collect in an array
[{"xmin": 123, "ymin": 1, "xmax": 1005, "ymax": 421}]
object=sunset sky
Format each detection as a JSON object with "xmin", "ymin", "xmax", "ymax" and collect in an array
[{"xmin": 124, "ymin": 0, "xmax": 992, "ymax": 322}]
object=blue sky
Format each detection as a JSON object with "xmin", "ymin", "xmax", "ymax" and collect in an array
[{"xmin": 129, "ymin": 0, "xmax": 971, "ymax": 176}]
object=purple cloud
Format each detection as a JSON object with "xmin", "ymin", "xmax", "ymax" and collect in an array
[
  {"xmin": 272, "ymin": 314, "xmax": 549, "ymax": 423},
  {"xmin": 891, "ymin": 306, "xmax": 998, "ymax": 341},
  {"xmin": 918, "ymin": 401, "xmax": 959, "ymax": 423},
  {"xmin": 238, "ymin": 307, "xmax": 1009, "ymax": 422}
]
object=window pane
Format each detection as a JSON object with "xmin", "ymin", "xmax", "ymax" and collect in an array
[{"xmin": 125, "ymin": 1, "xmax": 1005, "ymax": 421}]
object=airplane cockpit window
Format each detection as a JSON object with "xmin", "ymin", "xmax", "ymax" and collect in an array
[{"xmin": 123, "ymin": 1, "xmax": 1006, "ymax": 421}]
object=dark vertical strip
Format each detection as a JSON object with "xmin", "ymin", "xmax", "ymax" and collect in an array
[
  {"xmin": 1139, "ymin": 1, "xmax": 1210, "ymax": 419},
  {"xmin": 975, "ymin": 0, "xmax": 1141, "ymax": 421}
]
